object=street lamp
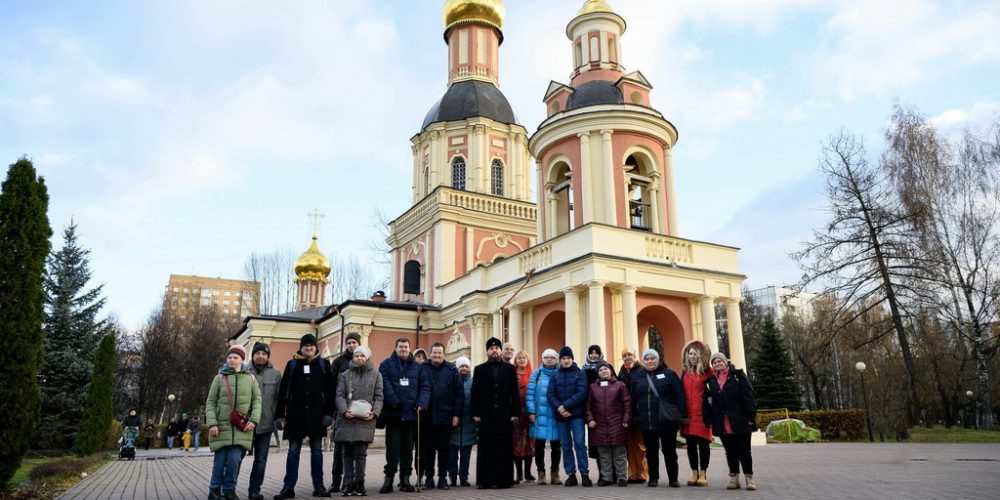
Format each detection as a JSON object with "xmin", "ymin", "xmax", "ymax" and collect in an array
[
  {"xmin": 855, "ymin": 362, "xmax": 874, "ymax": 442},
  {"xmin": 966, "ymin": 390, "xmax": 978, "ymax": 430},
  {"xmin": 168, "ymin": 394, "xmax": 176, "ymax": 422}
]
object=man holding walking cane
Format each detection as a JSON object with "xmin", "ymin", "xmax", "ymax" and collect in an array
[{"xmin": 379, "ymin": 337, "xmax": 429, "ymax": 494}]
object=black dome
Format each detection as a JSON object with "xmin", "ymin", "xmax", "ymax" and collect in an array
[
  {"xmin": 421, "ymin": 80, "xmax": 519, "ymax": 131},
  {"xmin": 566, "ymin": 80, "xmax": 623, "ymax": 111}
]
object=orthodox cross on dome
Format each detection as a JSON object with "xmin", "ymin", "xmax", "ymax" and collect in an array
[{"xmin": 306, "ymin": 208, "xmax": 325, "ymax": 236}]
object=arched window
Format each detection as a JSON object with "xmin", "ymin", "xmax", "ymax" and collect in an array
[
  {"xmin": 491, "ymin": 159, "xmax": 504, "ymax": 196},
  {"xmin": 625, "ymin": 154, "xmax": 653, "ymax": 231},
  {"xmin": 451, "ymin": 157, "xmax": 466, "ymax": 190}
]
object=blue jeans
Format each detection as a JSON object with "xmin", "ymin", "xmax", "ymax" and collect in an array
[
  {"xmin": 193, "ymin": 432, "xmax": 200, "ymax": 450},
  {"xmin": 248, "ymin": 433, "xmax": 272, "ymax": 495},
  {"xmin": 557, "ymin": 418, "xmax": 588, "ymax": 475},
  {"xmin": 209, "ymin": 445, "xmax": 246, "ymax": 494},
  {"xmin": 283, "ymin": 438, "xmax": 325, "ymax": 490},
  {"xmin": 449, "ymin": 444, "xmax": 472, "ymax": 481},
  {"xmin": 166, "ymin": 436, "xmax": 174, "ymax": 449}
]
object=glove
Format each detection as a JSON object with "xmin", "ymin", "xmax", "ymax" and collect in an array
[
  {"xmin": 322, "ymin": 415, "xmax": 334, "ymax": 428},
  {"xmin": 275, "ymin": 418, "xmax": 285, "ymax": 431}
]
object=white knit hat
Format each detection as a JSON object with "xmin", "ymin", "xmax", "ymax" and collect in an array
[
  {"xmin": 541, "ymin": 348, "xmax": 558, "ymax": 359},
  {"xmin": 456, "ymin": 356, "xmax": 472, "ymax": 368},
  {"xmin": 354, "ymin": 346, "xmax": 372, "ymax": 360}
]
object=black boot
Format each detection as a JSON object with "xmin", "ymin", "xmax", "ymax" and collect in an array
[
  {"xmin": 515, "ymin": 458, "xmax": 524, "ymax": 484},
  {"xmin": 581, "ymin": 473, "xmax": 593, "ymax": 487},
  {"xmin": 356, "ymin": 481, "xmax": 368, "ymax": 496},
  {"xmin": 524, "ymin": 459, "xmax": 536, "ymax": 482},
  {"xmin": 399, "ymin": 476, "xmax": 415, "ymax": 493},
  {"xmin": 564, "ymin": 473, "xmax": 578, "ymax": 487},
  {"xmin": 330, "ymin": 474, "xmax": 342, "ymax": 493},
  {"xmin": 379, "ymin": 474, "xmax": 394, "ymax": 494}
]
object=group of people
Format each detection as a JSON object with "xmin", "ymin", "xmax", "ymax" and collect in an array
[{"xmin": 201, "ymin": 333, "xmax": 760, "ymax": 500}]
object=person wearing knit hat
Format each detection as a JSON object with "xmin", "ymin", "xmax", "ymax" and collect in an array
[
  {"xmin": 275, "ymin": 333, "xmax": 337, "ymax": 498},
  {"xmin": 450, "ymin": 354, "xmax": 476, "ymax": 486},
  {"xmin": 618, "ymin": 346, "xmax": 648, "ymax": 484},
  {"xmin": 333, "ymin": 339, "xmax": 383, "ymax": 496},
  {"xmin": 247, "ymin": 341, "xmax": 281, "ymax": 500},
  {"xmin": 632, "ymin": 347, "xmax": 685, "ymax": 488},
  {"xmin": 705, "ymin": 351, "xmax": 758, "ymax": 491},
  {"xmin": 205, "ymin": 339, "xmax": 262, "ymax": 499},
  {"xmin": 329, "ymin": 332, "xmax": 363, "ymax": 493},
  {"xmin": 470, "ymin": 335, "xmax": 519, "ymax": 488},
  {"xmin": 354, "ymin": 345, "xmax": 371, "ymax": 360},
  {"xmin": 527, "ymin": 348, "xmax": 563, "ymax": 484},
  {"xmin": 549, "ymin": 346, "xmax": 592, "ymax": 487}
]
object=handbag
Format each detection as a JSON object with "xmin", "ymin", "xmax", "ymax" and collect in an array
[
  {"xmin": 223, "ymin": 374, "xmax": 252, "ymax": 430},
  {"xmin": 645, "ymin": 373, "xmax": 683, "ymax": 426}
]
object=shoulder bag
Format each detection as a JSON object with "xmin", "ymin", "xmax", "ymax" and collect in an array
[{"xmin": 645, "ymin": 373, "xmax": 682, "ymax": 426}]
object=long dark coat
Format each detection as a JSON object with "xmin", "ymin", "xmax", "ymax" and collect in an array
[
  {"xmin": 470, "ymin": 359, "xmax": 519, "ymax": 435},
  {"xmin": 703, "ymin": 364, "xmax": 758, "ymax": 435},
  {"xmin": 276, "ymin": 354, "xmax": 336, "ymax": 441}
]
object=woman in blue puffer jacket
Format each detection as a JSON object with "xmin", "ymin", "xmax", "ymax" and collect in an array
[{"xmin": 527, "ymin": 348, "xmax": 562, "ymax": 484}]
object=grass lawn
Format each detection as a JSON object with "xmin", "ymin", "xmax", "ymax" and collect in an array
[
  {"xmin": 7, "ymin": 455, "xmax": 57, "ymax": 489},
  {"xmin": 909, "ymin": 426, "xmax": 1000, "ymax": 443},
  {"xmin": 4, "ymin": 452, "xmax": 111, "ymax": 499}
]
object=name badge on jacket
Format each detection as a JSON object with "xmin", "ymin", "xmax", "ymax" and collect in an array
[
  {"xmin": 303, "ymin": 365, "xmax": 311, "ymax": 375},
  {"xmin": 656, "ymin": 373, "xmax": 665, "ymax": 379},
  {"xmin": 400, "ymin": 378, "xmax": 410, "ymax": 387}
]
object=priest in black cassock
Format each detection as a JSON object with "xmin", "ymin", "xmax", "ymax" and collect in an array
[{"xmin": 470, "ymin": 337, "xmax": 520, "ymax": 489}]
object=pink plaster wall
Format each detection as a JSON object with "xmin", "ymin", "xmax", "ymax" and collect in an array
[{"xmin": 531, "ymin": 297, "xmax": 566, "ymax": 356}]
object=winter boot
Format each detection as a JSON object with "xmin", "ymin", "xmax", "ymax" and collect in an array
[
  {"xmin": 536, "ymin": 470, "xmax": 547, "ymax": 485},
  {"xmin": 726, "ymin": 473, "xmax": 740, "ymax": 490},
  {"xmin": 745, "ymin": 475, "xmax": 756, "ymax": 491},
  {"xmin": 687, "ymin": 470, "xmax": 699, "ymax": 486},
  {"xmin": 399, "ymin": 476, "xmax": 415, "ymax": 493},
  {"xmin": 524, "ymin": 461, "xmax": 536, "ymax": 481},
  {"xmin": 356, "ymin": 481, "xmax": 368, "ymax": 497},
  {"xmin": 696, "ymin": 470, "xmax": 708, "ymax": 487},
  {"xmin": 379, "ymin": 474, "xmax": 394, "ymax": 494},
  {"xmin": 422, "ymin": 476, "xmax": 434, "ymax": 490},
  {"xmin": 581, "ymin": 473, "xmax": 593, "ymax": 487},
  {"xmin": 515, "ymin": 458, "xmax": 523, "ymax": 484},
  {"xmin": 564, "ymin": 472, "xmax": 578, "ymax": 487},
  {"xmin": 331, "ymin": 473, "xmax": 342, "ymax": 493},
  {"xmin": 550, "ymin": 469, "xmax": 562, "ymax": 485}
]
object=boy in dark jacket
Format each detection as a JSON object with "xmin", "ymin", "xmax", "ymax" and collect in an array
[
  {"xmin": 378, "ymin": 337, "xmax": 430, "ymax": 493},
  {"xmin": 547, "ymin": 346, "xmax": 592, "ymax": 487}
]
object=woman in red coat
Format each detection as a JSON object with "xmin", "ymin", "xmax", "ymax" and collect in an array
[
  {"xmin": 585, "ymin": 361, "xmax": 632, "ymax": 487},
  {"xmin": 680, "ymin": 340, "xmax": 713, "ymax": 487},
  {"xmin": 513, "ymin": 351, "xmax": 536, "ymax": 483}
]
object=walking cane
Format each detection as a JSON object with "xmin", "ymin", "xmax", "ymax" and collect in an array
[{"xmin": 415, "ymin": 408, "xmax": 422, "ymax": 493}]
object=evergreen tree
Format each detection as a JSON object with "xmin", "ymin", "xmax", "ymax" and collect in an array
[
  {"xmin": 38, "ymin": 222, "xmax": 108, "ymax": 449},
  {"xmin": 751, "ymin": 315, "xmax": 802, "ymax": 411},
  {"xmin": 0, "ymin": 157, "xmax": 52, "ymax": 488},
  {"xmin": 74, "ymin": 332, "xmax": 115, "ymax": 455}
]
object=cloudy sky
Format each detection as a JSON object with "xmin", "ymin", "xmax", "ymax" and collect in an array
[{"xmin": 2, "ymin": 0, "xmax": 998, "ymax": 328}]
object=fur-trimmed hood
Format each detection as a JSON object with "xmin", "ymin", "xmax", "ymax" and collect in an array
[{"xmin": 680, "ymin": 339, "xmax": 712, "ymax": 375}]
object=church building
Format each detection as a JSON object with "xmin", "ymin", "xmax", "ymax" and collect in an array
[{"xmin": 232, "ymin": 0, "xmax": 748, "ymax": 372}]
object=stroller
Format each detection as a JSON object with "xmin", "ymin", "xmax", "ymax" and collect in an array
[{"xmin": 119, "ymin": 426, "xmax": 139, "ymax": 460}]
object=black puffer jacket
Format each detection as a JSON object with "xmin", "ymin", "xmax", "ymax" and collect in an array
[
  {"xmin": 629, "ymin": 363, "xmax": 686, "ymax": 431},
  {"xmin": 703, "ymin": 364, "xmax": 758, "ymax": 435},
  {"xmin": 276, "ymin": 354, "xmax": 336, "ymax": 440}
]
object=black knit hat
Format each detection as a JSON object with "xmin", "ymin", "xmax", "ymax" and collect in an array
[
  {"xmin": 252, "ymin": 342, "xmax": 270, "ymax": 356},
  {"xmin": 300, "ymin": 334, "xmax": 318, "ymax": 348},
  {"xmin": 345, "ymin": 332, "xmax": 361, "ymax": 344},
  {"xmin": 559, "ymin": 346, "xmax": 574, "ymax": 359}
]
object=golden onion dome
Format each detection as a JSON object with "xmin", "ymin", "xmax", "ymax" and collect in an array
[
  {"xmin": 577, "ymin": 0, "xmax": 616, "ymax": 16},
  {"xmin": 293, "ymin": 235, "xmax": 331, "ymax": 283},
  {"xmin": 443, "ymin": 0, "xmax": 505, "ymax": 30}
]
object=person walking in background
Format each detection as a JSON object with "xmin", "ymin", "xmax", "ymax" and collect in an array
[
  {"xmin": 166, "ymin": 418, "xmax": 178, "ymax": 450},
  {"xmin": 680, "ymin": 340, "xmax": 713, "ymax": 487},
  {"xmin": 246, "ymin": 342, "xmax": 282, "ymax": 500},
  {"xmin": 527, "ymin": 349, "xmax": 562, "ymax": 485},
  {"xmin": 378, "ymin": 337, "xmax": 429, "ymax": 494},
  {"xmin": 143, "ymin": 418, "xmax": 155, "ymax": 451},
  {"xmin": 274, "ymin": 334, "xmax": 337, "ymax": 499},
  {"xmin": 449, "ymin": 357, "xmax": 476, "ymax": 487},
  {"xmin": 512, "ymin": 351, "xmax": 536, "ymax": 484},
  {"xmin": 547, "ymin": 346, "xmax": 591, "ymax": 487},
  {"xmin": 617, "ymin": 348, "xmax": 647, "ymax": 484},
  {"xmin": 704, "ymin": 352, "xmax": 758, "ymax": 491},
  {"xmin": 178, "ymin": 413, "xmax": 191, "ymax": 449},
  {"xmin": 334, "ymin": 345, "xmax": 383, "ymax": 497},
  {"xmin": 329, "ymin": 332, "xmax": 361, "ymax": 493},
  {"xmin": 420, "ymin": 343, "xmax": 464, "ymax": 490},
  {"xmin": 205, "ymin": 345, "xmax": 262, "ymax": 500},
  {"xmin": 470, "ymin": 337, "xmax": 520, "ymax": 489},
  {"xmin": 585, "ymin": 361, "xmax": 632, "ymax": 487},
  {"xmin": 188, "ymin": 416, "xmax": 202, "ymax": 451},
  {"xmin": 630, "ymin": 349, "xmax": 685, "ymax": 488}
]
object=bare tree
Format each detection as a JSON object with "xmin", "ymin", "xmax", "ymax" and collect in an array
[
  {"xmin": 243, "ymin": 246, "xmax": 298, "ymax": 315},
  {"xmin": 329, "ymin": 253, "xmax": 382, "ymax": 305},
  {"xmin": 793, "ymin": 131, "xmax": 923, "ymax": 426},
  {"xmin": 882, "ymin": 105, "xmax": 1000, "ymax": 429}
]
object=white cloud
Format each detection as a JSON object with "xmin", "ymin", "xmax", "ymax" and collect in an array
[{"xmin": 929, "ymin": 101, "xmax": 1000, "ymax": 133}]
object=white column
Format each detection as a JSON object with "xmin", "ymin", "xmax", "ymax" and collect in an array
[
  {"xmin": 537, "ymin": 160, "xmax": 546, "ymax": 242},
  {"xmin": 621, "ymin": 285, "xmax": 639, "ymax": 354},
  {"xmin": 509, "ymin": 306, "xmax": 523, "ymax": 349},
  {"xmin": 648, "ymin": 175, "xmax": 662, "ymax": 234},
  {"xmin": 578, "ymin": 132, "xmax": 593, "ymax": 224},
  {"xmin": 588, "ymin": 280, "xmax": 607, "ymax": 350},
  {"xmin": 411, "ymin": 144, "xmax": 419, "ymax": 202},
  {"xmin": 564, "ymin": 288, "xmax": 581, "ymax": 356},
  {"xmin": 700, "ymin": 296, "xmax": 718, "ymax": 354},
  {"xmin": 472, "ymin": 316, "xmax": 487, "ymax": 363},
  {"xmin": 726, "ymin": 299, "xmax": 747, "ymax": 369},
  {"xmin": 470, "ymin": 126, "xmax": 483, "ymax": 192},
  {"xmin": 664, "ymin": 145, "xmax": 679, "ymax": 236},
  {"xmin": 492, "ymin": 310, "xmax": 503, "ymax": 340},
  {"xmin": 546, "ymin": 189, "xmax": 558, "ymax": 241},
  {"xmin": 600, "ymin": 130, "xmax": 616, "ymax": 225},
  {"xmin": 435, "ymin": 131, "xmax": 446, "ymax": 187}
]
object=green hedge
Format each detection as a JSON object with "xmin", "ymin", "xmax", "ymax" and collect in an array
[{"xmin": 757, "ymin": 409, "xmax": 866, "ymax": 441}]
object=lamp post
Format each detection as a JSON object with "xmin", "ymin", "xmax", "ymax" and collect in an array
[
  {"xmin": 967, "ymin": 390, "xmax": 978, "ymax": 430},
  {"xmin": 167, "ymin": 393, "xmax": 176, "ymax": 422},
  {"xmin": 855, "ymin": 362, "xmax": 874, "ymax": 442}
]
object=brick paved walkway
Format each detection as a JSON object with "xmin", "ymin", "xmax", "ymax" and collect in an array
[{"xmin": 60, "ymin": 443, "xmax": 1000, "ymax": 499}]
